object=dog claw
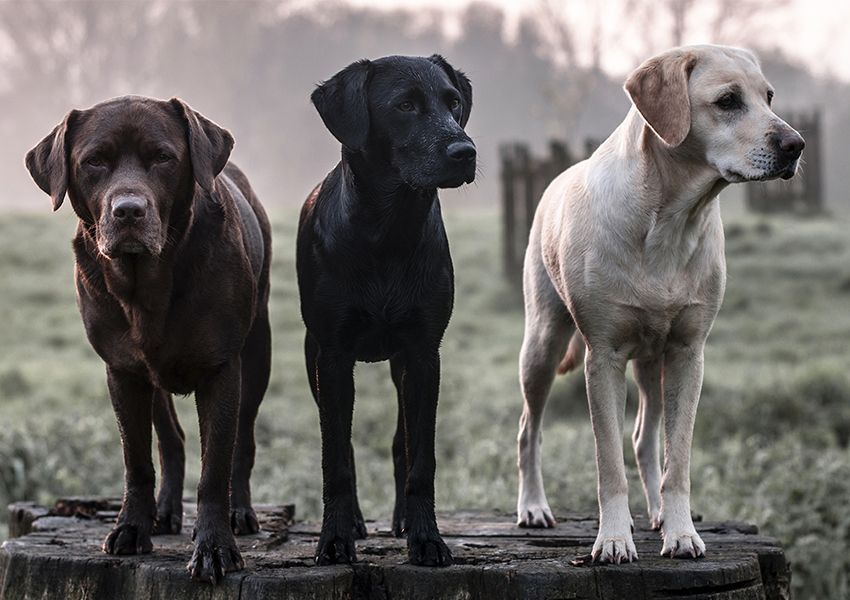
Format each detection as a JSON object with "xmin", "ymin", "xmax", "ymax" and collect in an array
[
  {"xmin": 517, "ymin": 507, "xmax": 556, "ymax": 528},
  {"xmin": 592, "ymin": 536, "xmax": 638, "ymax": 564},
  {"xmin": 231, "ymin": 506, "xmax": 260, "ymax": 536},
  {"xmin": 661, "ymin": 532, "xmax": 706, "ymax": 559},
  {"xmin": 186, "ymin": 531, "xmax": 244, "ymax": 584},
  {"xmin": 103, "ymin": 521, "xmax": 154, "ymax": 556},
  {"xmin": 408, "ymin": 533, "xmax": 453, "ymax": 567},
  {"xmin": 315, "ymin": 533, "xmax": 357, "ymax": 565}
]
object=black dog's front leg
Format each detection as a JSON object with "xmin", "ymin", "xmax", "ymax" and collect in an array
[
  {"xmin": 187, "ymin": 359, "xmax": 244, "ymax": 584},
  {"xmin": 398, "ymin": 348, "xmax": 453, "ymax": 566},
  {"xmin": 103, "ymin": 368, "xmax": 157, "ymax": 555},
  {"xmin": 314, "ymin": 346, "xmax": 359, "ymax": 565},
  {"xmin": 390, "ymin": 356, "xmax": 407, "ymax": 537}
]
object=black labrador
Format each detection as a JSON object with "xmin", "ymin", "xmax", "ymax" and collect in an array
[
  {"xmin": 297, "ymin": 54, "xmax": 476, "ymax": 566},
  {"xmin": 25, "ymin": 96, "xmax": 272, "ymax": 584}
]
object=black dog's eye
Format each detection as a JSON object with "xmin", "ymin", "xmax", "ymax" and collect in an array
[
  {"xmin": 450, "ymin": 98, "xmax": 460, "ymax": 110},
  {"xmin": 715, "ymin": 93, "xmax": 741, "ymax": 110},
  {"xmin": 154, "ymin": 153, "xmax": 172, "ymax": 164},
  {"xmin": 85, "ymin": 156, "xmax": 104, "ymax": 167},
  {"xmin": 398, "ymin": 101, "xmax": 415, "ymax": 112}
]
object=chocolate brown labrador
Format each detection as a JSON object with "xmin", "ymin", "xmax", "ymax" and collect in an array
[
  {"xmin": 25, "ymin": 95, "xmax": 272, "ymax": 584},
  {"xmin": 297, "ymin": 54, "xmax": 475, "ymax": 566}
]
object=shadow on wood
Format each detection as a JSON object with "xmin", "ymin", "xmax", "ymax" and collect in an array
[{"xmin": 2, "ymin": 499, "xmax": 789, "ymax": 599}]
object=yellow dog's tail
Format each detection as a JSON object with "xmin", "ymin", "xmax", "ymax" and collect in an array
[{"xmin": 556, "ymin": 332, "xmax": 586, "ymax": 375}]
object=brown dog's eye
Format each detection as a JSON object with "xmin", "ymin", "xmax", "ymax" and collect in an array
[
  {"xmin": 155, "ymin": 153, "xmax": 172, "ymax": 164},
  {"xmin": 85, "ymin": 156, "xmax": 104, "ymax": 167},
  {"xmin": 398, "ymin": 101, "xmax": 415, "ymax": 112}
]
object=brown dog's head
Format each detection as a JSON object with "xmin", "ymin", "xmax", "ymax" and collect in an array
[{"xmin": 25, "ymin": 95, "xmax": 234, "ymax": 258}]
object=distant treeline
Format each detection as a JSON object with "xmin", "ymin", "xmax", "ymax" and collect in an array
[{"xmin": 5, "ymin": 1, "xmax": 849, "ymax": 210}]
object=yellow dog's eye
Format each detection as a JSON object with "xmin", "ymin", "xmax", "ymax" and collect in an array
[{"xmin": 715, "ymin": 94, "xmax": 739, "ymax": 110}]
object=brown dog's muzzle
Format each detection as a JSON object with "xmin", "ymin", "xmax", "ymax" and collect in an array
[{"xmin": 98, "ymin": 194, "xmax": 164, "ymax": 258}]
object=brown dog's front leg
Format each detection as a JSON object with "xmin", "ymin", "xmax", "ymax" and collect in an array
[
  {"xmin": 397, "ymin": 348, "xmax": 453, "ymax": 567},
  {"xmin": 187, "ymin": 359, "xmax": 244, "ymax": 584},
  {"xmin": 102, "ymin": 368, "xmax": 157, "ymax": 556},
  {"xmin": 152, "ymin": 388, "xmax": 185, "ymax": 535}
]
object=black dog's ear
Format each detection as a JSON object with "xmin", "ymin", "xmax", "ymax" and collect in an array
[
  {"xmin": 170, "ymin": 97, "xmax": 234, "ymax": 193},
  {"xmin": 428, "ymin": 54, "xmax": 473, "ymax": 129},
  {"xmin": 25, "ymin": 110, "xmax": 79, "ymax": 211},
  {"xmin": 311, "ymin": 59, "xmax": 371, "ymax": 151}
]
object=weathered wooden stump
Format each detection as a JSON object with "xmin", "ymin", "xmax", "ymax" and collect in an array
[{"xmin": 1, "ymin": 498, "xmax": 789, "ymax": 599}]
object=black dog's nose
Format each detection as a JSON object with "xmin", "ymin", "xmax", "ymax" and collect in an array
[
  {"xmin": 112, "ymin": 197, "xmax": 147, "ymax": 223},
  {"xmin": 779, "ymin": 130, "xmax": 805, "ymax": 159},
  {"xmin": 447, "ymin": 141, "xmax": 476, "ymax": 164}
]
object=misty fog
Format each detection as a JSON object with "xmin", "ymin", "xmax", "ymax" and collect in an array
[{"xmin": 4, "ymin": 1, "xmax": 848, "ymax": 212}]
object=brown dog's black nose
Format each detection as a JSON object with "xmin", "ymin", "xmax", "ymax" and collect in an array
[
  {"xmin": 779, "ymin": 130, "xmax": 805, "ymax": 159},
  {"xmin": 447, "ymin": 141, "xmax": 476, "ymax": 164},
  {"xmin": 112, "ymin": 197, "xmax": 147, "ymax": 223}
]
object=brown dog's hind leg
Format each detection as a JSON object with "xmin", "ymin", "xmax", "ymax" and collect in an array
[{"xmin": 152, "ymin": 388, "xmax": 185, "ymax": 534}]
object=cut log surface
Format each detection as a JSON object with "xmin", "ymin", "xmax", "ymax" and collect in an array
[{"xmin": 2, "ymin": 499, "xmax": 790, "ymax": 599}]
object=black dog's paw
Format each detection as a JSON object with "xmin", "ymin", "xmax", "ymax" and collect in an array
[
  {"xmin": 391, "ymin": 520, "xmax": 404, "ymax": 538},
  {"xmin": 391, "ymin": 501, "xmax": 405, "ymax": 538},
  {"xmin": 353, "ymin": 514, "xmax": 368, "ymax": 540},
  {"xmin": 102, "ymin": 521, "xmax": 154, "ymax": 555},
  {"xmin": 153, "ymin": 498, "xmax": 183, "ymax": 535},
  {"xmin": 187, "ymin": 529, "xmax": 244, "ymax": 585},
  {"xmin": 315, "ymin": 531, "xmax": 357, "ymax": 565},
  {"xmin": 231, "ymin": 505, "xmax": 260, "ymax": 536},
  {"xmin": 408, "ymin": 531, "xmax": 453, "ymax": 567}
]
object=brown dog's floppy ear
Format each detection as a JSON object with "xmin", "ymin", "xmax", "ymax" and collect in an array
[
  {"xmin": 170, "ymin": 97, "xmax": 234, "ymax": 193},
  {"xmin": 428, "ymin": 54, "xmax": 473, "ymax": 129},
  {"xmin": 624, "ymin": 50, "xmax": 698, "ymax": 147},
  {"xmin": 25, "ymin": 110, "xmax": 79, "ymax": 211},
  {"xmin": 311, "ymin": 59, "xmax": 371, "ymax": 151}
]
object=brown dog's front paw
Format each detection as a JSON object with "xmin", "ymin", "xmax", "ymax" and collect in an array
[
  {"xmin": 230, "ymin": 506, "xmax": 260, "ymax": 536},
  {"xmin": 103, "ymin": 522, "xmax": 154, "ymax": 555},
  {"xmin": 408, "ymin": 532, "xmax": 453, "ymax": 567},
  {"xmin": 186, "ymin": 533, "xmax": 244, "ymax": 584},
  {"xmin": 315, "ymin": 532, "xmax": 357, "ymax": 565}
]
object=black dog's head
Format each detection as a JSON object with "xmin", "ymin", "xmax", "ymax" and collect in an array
[
  {"xmin": 311, "ymin": 54, "xmax": 476, "ymax": 190},
  {"xmin": 25, "ymin": 95, "xmax": 233, "ymax": 258}
]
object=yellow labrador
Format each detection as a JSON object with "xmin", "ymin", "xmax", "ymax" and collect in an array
[{"xmin": 516, "ymin": 45, "xmax": 804, "ymax": 564}]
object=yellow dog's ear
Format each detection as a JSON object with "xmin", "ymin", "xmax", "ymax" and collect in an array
[{"xmin": 624, "ymin": 49, "xmax": 698, "ymax": 147}]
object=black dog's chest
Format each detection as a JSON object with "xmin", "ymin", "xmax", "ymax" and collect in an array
[{"xmin": 346, "ymin": 257, "xmax": 451, "ymax": 359}]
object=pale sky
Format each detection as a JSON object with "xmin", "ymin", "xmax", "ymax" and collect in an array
[{"xmin": 312, "ymin": 0, "xmax": 850, "ymax": 82}]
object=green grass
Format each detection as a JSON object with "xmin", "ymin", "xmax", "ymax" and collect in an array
[{"xmin": 1, "ymin": 207, "xmax": 850, "ymax": 598}]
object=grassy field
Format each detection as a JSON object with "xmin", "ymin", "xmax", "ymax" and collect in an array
[{"xmin": 1, "ymin": 207, "xmax": 850, "ymax": 598}]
